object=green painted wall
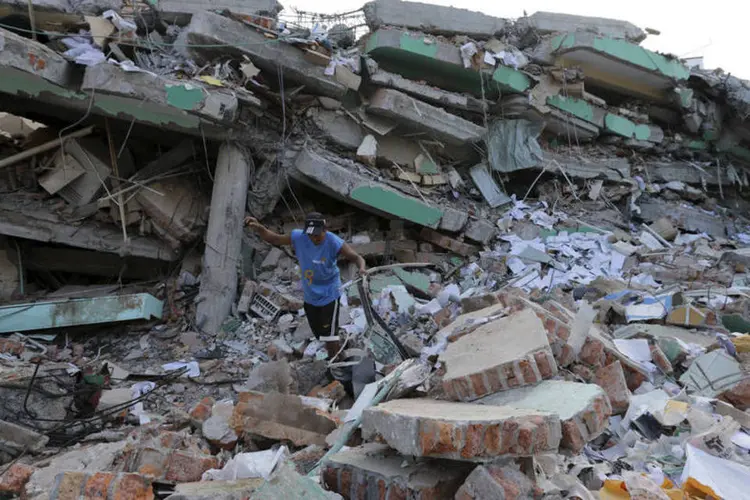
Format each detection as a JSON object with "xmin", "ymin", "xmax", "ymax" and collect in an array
[
  {"xmin": 350, "ymin": 185, "xmax": 443, "ymax": 228},
  {"xmin": 165, "ymin": 84, "xmax": 205, "ymax": 111}
]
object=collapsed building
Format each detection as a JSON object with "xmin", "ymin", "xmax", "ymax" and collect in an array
[{"xmin": 2, "ymin": 0, "xmax": 750, "ymax": 498}]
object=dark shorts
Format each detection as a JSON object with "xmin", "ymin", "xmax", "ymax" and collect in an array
[{"xmin": 304, "ymin": 299, "xmax": 339, "ymax": 339}]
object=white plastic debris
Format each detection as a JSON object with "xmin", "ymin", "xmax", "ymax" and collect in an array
[
  {"xmin": 162, "ymin": 360, "xmax": 200, "ymax": 378},
  {"xmin": 130, "ymin": 381, "xmax": 155, "ymax": 425},
  {"xmin": 202, "ymin": 447, "xmax": 288, "ymax": 481}
]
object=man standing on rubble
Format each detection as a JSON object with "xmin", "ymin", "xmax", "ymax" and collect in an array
[{"xmin": 244, "ymin": 212, "xmax": 366, "ymax": 358}]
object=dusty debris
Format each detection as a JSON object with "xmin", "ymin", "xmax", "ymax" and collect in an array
[{"xmin": 2, "ymin": 1, "xmax": 750, "ymax": 499}]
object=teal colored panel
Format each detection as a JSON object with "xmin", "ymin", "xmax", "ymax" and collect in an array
[
  {"xmin": 604, "ymin": 113, "xmax": 636, "ymax": 138},
  {"xmin": 350, "ymin": 186, "xmax": 443, "ymax": 228},
  {"xmin": 0, "ymin": 294, "xmax": 164, "ymax": 333}
]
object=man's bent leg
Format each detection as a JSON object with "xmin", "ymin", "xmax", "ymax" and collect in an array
[{"xmin": 303, "ymin": 299, "xmax": 341, "ymax": 358}]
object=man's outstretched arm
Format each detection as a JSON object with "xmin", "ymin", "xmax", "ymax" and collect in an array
[
  {"xmin": 244, "ymin": 216, "xmax": 292, "ymax": 246},
  {"xmin": 339, "ymin": 243, "xmax": 366, "ymax": 275}
]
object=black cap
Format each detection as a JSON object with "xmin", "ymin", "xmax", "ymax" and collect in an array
[{"xmin": 304, "ymin": 212, "xmax": 326, "ymax": 236}]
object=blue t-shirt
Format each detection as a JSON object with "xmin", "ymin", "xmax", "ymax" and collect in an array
[{"xmin": 291, "ymin": 229, "xmax": 344, "ymax": 306}]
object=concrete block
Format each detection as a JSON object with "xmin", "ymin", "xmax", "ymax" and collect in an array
[
  {"xmin": 231, "ymin": 391, "xmax": 338, "ymax": 447},
  {"xmin": 520, "ymin": 11, "xmax": 646, "ymax": 42},
  {"xmin": 469, "ymin": 163, "xmax": 511, "ymax": 208},
  {"xmin": 185, "ymin": 11, "xmax": 347, "ymax": 100},
  {"xmin": 363, "ymin": 0, "xmax": 507, "ymax": 39},
  {"xmin": 364, "ymin": 29, "xmax": 496, "ymax": 98},
  {"xmin": 439, "ymin": 308, "xmax": 558, "ymax": 401},
  {"xmin": 455, "ymin": 463, "xmax": 539, "ymax": 500},
  {"xmin": 260, "ymin": 247, "xmax": 283, "ymax": 269},
  {"xmin": 0, "ymin": 28, "xmax": 75, "ymax": 86},
  {"xmin": 321, "ymin": 443, "xmax": 472, "ymax": 498},
  {"xmin": 419, "ymin": 228, "xmax": 476, "ymax": 257},
  {"xmin": 135, "ymin": 177, "xmax": 208, "ymax": 245},
  {"xmin": 367, "ymin": 88, "xmax": 486, "ymax": 147},
  {"xmin": 438, "ymin": 207, "xmax": 469, "ymax": 233},
  {"xmin": 545, "ymin": 152, "xmax": 630, "ymax": 181},
  {"xmin": 48, "ymin": 472, "xmax": 153, "ymax": 500},
  {"xmin": 477, "ymin": 380, "xmax": 612, "ymax": 453},
  {"xmin": 637, "ymin": 198, "xmax": 729, "ymax": 238},
  {"xmin": 368, "ymin": 66, "xmax": 488, "ymax": 113},
  {"xmin": 547, "ymin": 32, "xmax": 690, "ymax": 102},
  {"xmin": 361, "ymin": 398, "xmax": 561, "ymax": 461},
  {"xmin": 464, "ymin": 219, "xmax": 497, "ymax": 245}
]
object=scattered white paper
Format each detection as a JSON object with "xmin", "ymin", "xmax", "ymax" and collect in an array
[
  {"xmin": 614, "ymin": 339, "xmax": 652, "ymax": 363},
  {"xmin": 680, "ymin": 444, "xmax": 750, "ymax": 499}
]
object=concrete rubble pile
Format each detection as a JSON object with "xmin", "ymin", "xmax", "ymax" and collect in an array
[{"xmin": 4, "ymin": 0, "xmax": 750, "ymax": 499}]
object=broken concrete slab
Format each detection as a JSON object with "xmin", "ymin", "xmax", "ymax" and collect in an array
[
  {"xmin": 289, "ymin": 147, "xmax": 468, "ymax": 230},
  {"xmin": 544, "ymin": 152, "xmax": 631, "ymax": 181},
  {"xmin": 158, "ymin": 0, "xmax": 282, "ymax": 25},
  {"xmin": 364, "ymin": 29, "xmax": 495, "ymax": 98},
  {"xmin": 644, "ymin": 160, "xmax": 729, "ymax": 186},
  {"xmin": 637, "ymin": 198, "xmax": 730, "ymax": 238},
  {"xmin": 519, "ymin": 11, "xmax": 646, "ymax": 43},
  {"xmin": 184, "ymin": 11, "xmax": 348, "ymax": 100},
  {"xmin": 478, "ymin": 381, "xmax": 611, "ymax": 452},
  {"xmin": 362, "ymin": 398, "xmax": 561, "ymax": 460},
  {"xmin": 0, "ymin": 420, "xmax": 49, "ymax": 456},
  {"xmin": 539, "ymin": 32, "xmax": 690, "ymax": 102},
  {"xmin": 440, "ymin": 308, "xmax": 558, "ymax": 401},
  {"xmin": 0, "ymin": 0, "xmax": 121, "ymax": 30},
  {"xmin": 166, "ymin": 478, "xmax": 264, "ymax": 499},
  {"xmin": 82, "ymin": 64, "xmax": 239, "ymax": 125},
  {"xmin": 135, "ymin": 177, "xmax": 208, "ymax": 246},
  {"xmin": 367, "ymin": 65, "xmax": 489, "ymax": 113},
  {"xmin": 367, "ymin": 88, "xmax": 485, "ymax": 147},
  {"xmin": 309, "ymin": 108, "xmax": 422, "ymax": 166},
  {"xmin": 0, "ymin": 28, "xmax": 75, "ymax": 87},
  {"xmin": 231, "ymin": 391, "xmax": 338, "ymax": 447},
  {"xmin": 499, "ymin": 94, "xmax": 600, "ymax": 142},
  {"xmin": 469, "ymin": 163, "xmax": 511, "ymax": 208},
  {"xmin": 363, "ymin": 0, "xmax": 507, "ymax": 39},
  {"xmin": 321, "ymin": 443, "xmax": 472, "ymax": 498},
  {"xmin": 419, "ymin": 228, "xmax": 477, "ymax": 257},
  {"xmin": 0, "ymin": 193, "xmax": 178, "ymax": 261}
]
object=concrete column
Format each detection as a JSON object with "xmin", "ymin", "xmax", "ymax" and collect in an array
[{"xmin": 196, "ymin": 142, "xmax": 251, "ymax": 334}]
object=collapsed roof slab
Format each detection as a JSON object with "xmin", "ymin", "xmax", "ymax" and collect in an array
[
  {"xmin": 82, "ymin": 64, "xmax": 239, "ymax": 125},
  {"xmin": 0, "ymin": 0, "xmax": 121, "ymax": 30},
  {"xmin": 0, "ymin": 32, "xmax": 234, "ymax": 139},
  {"xmin": 363, "ymin": 0, "xmax": 507, "ymax": 39},
  {"xmin": 157, "ymin": 0, "xmax": 282, "ymax": 25},
  {"xmin": 183, "ymin": 11, "xmax": 348, "ymax": 100},
  {"xmin": 518, "ymin": 11, "xmax": 646, "ymax": 43},
  {"xmin": 537, "ymin": 32, "xmax": 689, "ymax": 103},
  {"xmin": 364, "ymin": 29, "xmax": 530, "ymax": 98},
  {"xmin": 367, "ymin": 66, "xmax": 489, "ymax": 114},
  {"xmin": 499, "ymin": 94, "xmax": 599, "ymax": 142},
  {"xmin": 0, "ymin": 194, "xmax": 178, "ymax": 261},
  {"xmin": 288, "ymin": 147, "xmax": 468, "ymax": 232},
  {"xmin": 367, "ymin": 88, "xmax": 486, "ymax": 147}
]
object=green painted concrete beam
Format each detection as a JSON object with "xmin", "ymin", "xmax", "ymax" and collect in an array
[
  {"xmin": 364, "ymin": 29, "xmax": 499, "ymax": 98},
  {"xmin": 0, "ymin": 67, "xmax": 206, "ymax": 131},
  {"xmin": 350, "ymin": 185, "xmax": 443, "ymax": 228},
  {"xmin": 546, "ymin": 95, "xmax": 603, "ymax": 126},
  {"xmin": 552, "ymin": 33, "xmax": 690, "ymax": 81},
  {"xmin": 491, "ymin": 66, "xmax": 531, "ymax": 94},
  {"xmin": 604, "ymin": 113, "xmax": 636, "ymax": 138},
  {"xmin": 0, "ymin": 293, "xmax": 163, "ymax": 333}
]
